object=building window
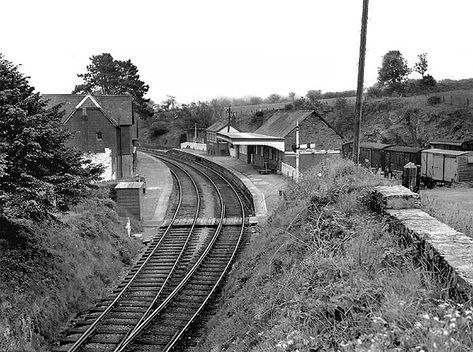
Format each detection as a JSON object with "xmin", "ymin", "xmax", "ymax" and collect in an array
[{"xmin": 96, "ymin": 132, "xmax": 103, "ymax": 141}]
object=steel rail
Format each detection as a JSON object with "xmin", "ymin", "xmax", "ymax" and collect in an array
[
  {"xmin": 114, "ymin": 154, "xmax": 228, "ymax": 352},
  {"xmin": 65, "ymin": 167, "xmax": 189, "ymax": 352},
  {"xmin": 163, "ymin": 161, "xmax": 246, "ymax": 352},
  {"xmin": 113, "ymin": 160, "xmax": 202, "ymax": 351}
]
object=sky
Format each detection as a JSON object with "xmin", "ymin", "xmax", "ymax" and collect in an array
[{"xmin": 2, "ymin": 0, "xmax": 473, "ymax": 105}]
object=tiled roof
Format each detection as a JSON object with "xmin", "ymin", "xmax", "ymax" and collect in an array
[
  {"xmin": 254, "ymin": 110, "xmax": 315, "ymax": 138},
  {"xmin": 206, "ymin": 120, "xmax": 239, "ymax": 132},
  {"xmin": 42, "ymin": 94, "xmax": 133, "ymax": 126}
]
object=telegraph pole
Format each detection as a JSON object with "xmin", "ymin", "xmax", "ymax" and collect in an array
[
  {"xmin": 295, "ymin": 121, "xmax": 300, "ymax": 181},
  {"xmin": 226, "ymin": 106, "xmax": 232, "ymax": 132},
  {"xmin": 226, "ymin": 106, "xmax": 236, "ymax": 132},
  {"xmin": 353, "ymin": 0, "xmax": 369, "ymax": 164}
]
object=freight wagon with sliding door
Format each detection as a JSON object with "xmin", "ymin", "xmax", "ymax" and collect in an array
[
  {"xmin": 341, "ymin": 141, "xmax": 391, "ymax": 169},
  {"xmin": 384, "ymin": 146, "xmax": 424, "ymax": 178},
  {"xmin": 420, "ymin": 148, "xmax": 473, "ymax": 187}
]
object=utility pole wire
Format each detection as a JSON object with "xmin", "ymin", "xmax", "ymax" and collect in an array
[{"xmin": 353, "ymin": 0, "xmax": 369, "ymax": 164}]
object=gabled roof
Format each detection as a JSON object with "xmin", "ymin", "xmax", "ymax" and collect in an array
[
  {"xmin": 206, "ymin": 120, "xmax": 238, "ymax": 132},
  {"xmin": 254, "ymin": 110, "xmax": 315, "ymax": 138},
  {"xmin": 42, "ymin": 94, "xmax": 133, "ymax": 126}
]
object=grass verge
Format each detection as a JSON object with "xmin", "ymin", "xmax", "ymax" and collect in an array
[
  {"xmin": 191, "ymin": 159, "xmax": 473, "ymax": 352},
  {"xmin": 0, "ymin": 197, "xmax": 142, "ymax": 351}
]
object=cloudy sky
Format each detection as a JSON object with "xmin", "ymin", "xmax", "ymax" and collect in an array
[{"xmin": 2, "ymin": 0, "xmax": 472, "ymax": 104}]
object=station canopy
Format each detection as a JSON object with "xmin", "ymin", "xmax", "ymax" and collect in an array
[{"xmin": 217, "ymin": 131, "xmax": 285, "ymax": 152}]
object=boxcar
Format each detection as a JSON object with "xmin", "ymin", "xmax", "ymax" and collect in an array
[
  {"xmin": 384, "ymin": 146, "xmax": 424, "ymax": 175},
  {"xmin": 429, "ymin": 139, "xmax": 473, "ymax": 151},
  {"xmin": 342, "ymin": 141, "xmax": 392, "ymax": 169},
  {"xmin": 421, "ymin": 148, "xmax": 473, "ymax": 184}
]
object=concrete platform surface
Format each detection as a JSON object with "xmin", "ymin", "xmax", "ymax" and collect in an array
[{"xmin": 136, "ymin": 151, "xmax": 173, "ymax": 240}]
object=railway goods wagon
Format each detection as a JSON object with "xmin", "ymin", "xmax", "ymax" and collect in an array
[
  {"xmin": 342, "ymin": 141, "xmax": 392, "ymax": 169},
  {"xmin": 384, "ymin": 146, "xmax": 424, "ymax": 176},
  {"xmin": 429, "ymin": 139, "xmax": 473, "ymax": 151},
  {"xmin": 421, "ymin": 148, "xmax": 473, "ymax": 184}
]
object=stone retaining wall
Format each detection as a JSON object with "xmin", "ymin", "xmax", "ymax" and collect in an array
[{"xmin": 372, "ymin": 185, "xmax": 473, "ymax": 301}]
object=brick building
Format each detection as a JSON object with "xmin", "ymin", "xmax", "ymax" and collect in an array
[
  {"xmin": 42, "ymin": 93, "xmax": 137, "ymax": 180},
  {"xmin": 254, "ymin": 110, "xmax": 342, "ymax": 152},
  {"xmin": 217, "ymin": 110, "xmax": 342, "ymax": 174}
]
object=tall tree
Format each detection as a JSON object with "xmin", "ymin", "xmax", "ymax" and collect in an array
[
  {"xmin": 413, "ymin": 53, "xmax": 428, "ymax": 77},
  {"xmin": 377, "ymin": 50, "xmax": 411, "ymax": 92},
  {"xmin": 266, "ymin": 93, "xmax": 281, "ymax": 103},
  {"xmin": 73, "ymin": 53, "xmax": 153, "ymax": 118},
  {"xmin": 0, "ymin": 54, "xmax": 102, "ymax": 220},
  {"xmin": 288, "ymin": 92, "xmax": 296, "ymax": 103},
  {"xmin": 306, "ymin": 90, "xmax": 322, "ymax": 103}
]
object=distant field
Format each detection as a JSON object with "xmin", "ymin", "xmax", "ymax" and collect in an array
[
  {"xmin": 407, "ymin": 89, "xmax": 473, "ymax": 107},
  {"xmin": 230, "ymin": 89, "xmax": 473, "ymax": 116},
  {"xmin": 320, "ymin": 96, "xmax": 356, "ymax": 106},
  {"xmin": 231, "ymin": 96, "xmax": 357, "ymax": 115}
]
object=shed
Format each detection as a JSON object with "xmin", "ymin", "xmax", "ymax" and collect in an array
[
  {"xmin": 115, "ymin": 182, "xmax": 145, "ymax": 220},
  {"xmin": 384, "ymin": 146, "xmax": 424, "ymax": 174},
  {"xmin": 421, "ymin": 149, "xmax": 473, "ymax": 183}
]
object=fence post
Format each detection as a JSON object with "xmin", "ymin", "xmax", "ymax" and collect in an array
[{"xmin": 402, "ymin": 162, "xmax": 419, "ymax": 193}]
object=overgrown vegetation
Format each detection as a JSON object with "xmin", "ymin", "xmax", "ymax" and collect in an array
[
  {"xmin": 191, "ymin": 159, "xmax": 473, "ymax": 351},
  {"xmin": 0, "ymin": 53, "xmax": 143, "ymax": 351},
  {"xmin": 0, "ymin": 197, "xmax": 142, "ymax": 351}
]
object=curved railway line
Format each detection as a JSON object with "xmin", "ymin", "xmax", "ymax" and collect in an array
[{"xmin": 53, "ymin": 150, "xmax": 252, "ymax": 352}]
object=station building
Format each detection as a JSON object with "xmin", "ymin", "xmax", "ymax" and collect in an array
[
  {"xmin": 215, "ymin": 110, "xmax": 343, "ymax": 175},
  {"xmin": 42, "ymin": 93, "xmax": 137, "ymax": 180},
  {"xmin": 205, "ymin": 120, "xmax": 240, "ymax": 156}
]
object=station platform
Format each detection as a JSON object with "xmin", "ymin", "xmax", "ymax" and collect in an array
[
  {"xmin": 179, "ymin": 149, "xmax": 287, "ymax": 224},
  {"xmin": 136, "ymin": 149, "xmax": 288, "ymax": 241},
  {"xmin": 136, "ymin": 151, "xmax": 173, "ymax": 240}
]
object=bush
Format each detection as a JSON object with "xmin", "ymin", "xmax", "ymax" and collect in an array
[
  {"xmin": 0, "ymin": 198, "xmax": 142, "ymax": 351},
  {"xmin": 427, "ymin": 95, "xmax": 442, "ymax": 105},
  {"xmin": 149, "ymin": 121, "xmax": 169, "ymax": 138}
]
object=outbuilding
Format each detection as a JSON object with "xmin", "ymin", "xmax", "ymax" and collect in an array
[
  {"xmin": 115, "ymin": 182, "xmax": 145, "ymax": 220},
  {"xmin": 421, "ymin": 148, "xmax": 473, "ymax": 183}
]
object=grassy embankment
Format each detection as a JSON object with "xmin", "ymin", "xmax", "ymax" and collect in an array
[
  {"xmin": 0, "ymin": 196, "xmax": 142, "ymax": 352},
  {"xmin": 192, "ymin": 159, "xmax": 473, "ymax": 352}
]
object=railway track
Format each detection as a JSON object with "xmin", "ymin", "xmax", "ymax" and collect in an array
[{"xmin": 53, "ymin": 150, "xmax": 250, "ymax": 352}]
